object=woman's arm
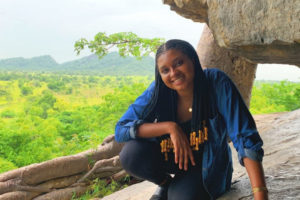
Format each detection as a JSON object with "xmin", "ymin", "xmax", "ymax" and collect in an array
[
  {"xmin": 207, "ymin": 69, "xmax": 267, "ymax": 198},
  {"xmin": 115, "ymin": 82, "xmax": 155, "ymax": 142},
  {"xmin": 210, "ymin": 69, "xmax": 264, "ymax": 166},
  {"xmin": 244, "ymin": 158, "xmax": 268, "ymax": 200},
  {"xmin": 137, "ymin": 121, "xmax": 175, "ymax": 138}
]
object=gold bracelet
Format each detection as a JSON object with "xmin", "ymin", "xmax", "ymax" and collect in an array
[{"xmin": 252, "ymin": 186, "xmax": 268, "ymax": 194}]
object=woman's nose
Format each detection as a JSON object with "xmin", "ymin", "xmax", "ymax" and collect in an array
[{"xmin": 170, "ymin": 68, "xmax": 177, "ymax": 77}]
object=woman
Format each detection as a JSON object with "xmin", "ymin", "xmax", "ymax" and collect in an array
[{"xmin": 115, "ymin": 39, "xmax": 268, "ymax": 200}]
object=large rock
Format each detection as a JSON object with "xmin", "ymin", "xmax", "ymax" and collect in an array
[
  {"xmin": 198, "ymin": 24, "xmax": 257, "ymax": 107},
  {"xmin": 102, "ymin": 110, "xmax": 300, "ymax": 200},
  {"xmin": 163, "ymin": 0, "xmax": 300, "ymax": 65}
]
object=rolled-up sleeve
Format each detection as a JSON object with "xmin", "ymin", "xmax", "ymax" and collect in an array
[
  {"xmin": 212, "ymin": 69, "xmax": 264, "ymax": 166},
  {"xmin": 115, "ymin": 81, "xmax": 155, "ymax": 143}
]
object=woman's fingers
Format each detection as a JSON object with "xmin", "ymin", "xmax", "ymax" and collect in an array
[
  {"xmin": 179, "ymin": 148, "xmax": 183, "ymax": 169},
  {"xmin": 183, "ymin": 143, "xmax": 195, "ymax": 170},
  {"xmin": 169, "ymin": 126, "xmax": 194, "ymax": 170},
  {"xmin": 184, "ymin": 149, "xmax": 189, "ymax": 171},
  {"xmin": 174, "ymin": 143, "xmax": 179, "ymax": 164},
  {"xmin": 188, "ymin": 148, "xmax": 196, "ymax": 166}
]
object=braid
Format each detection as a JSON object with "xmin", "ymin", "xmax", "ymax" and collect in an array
[{"xmin": 143, "ymin": 39, "xmax": 210, "ymax": 145}]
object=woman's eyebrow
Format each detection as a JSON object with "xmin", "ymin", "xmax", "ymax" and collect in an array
[
  {"xmin": 158, "ymin": 65, "xmax": 166, "ymax": 71},
  {"xmin": 172, "ymin": 57, "xmax": 182, "ymax": 65}
]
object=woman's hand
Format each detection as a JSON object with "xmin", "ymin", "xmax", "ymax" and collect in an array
[
  {"xmin": 168, "ymin": 122, "xmax": 196, "ymax": 171},
  {"xmin": 136, "ymin": 121, "xmax": 196, "ymax": 170}
]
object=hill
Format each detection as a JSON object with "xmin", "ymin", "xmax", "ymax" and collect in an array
[
  {"xmin": 0, "ymin": 52, "xmax": 155, "ymax": 76},
  {"xmin": 0, "ymin": 55, "xmax": 58, "ymax": 71}
]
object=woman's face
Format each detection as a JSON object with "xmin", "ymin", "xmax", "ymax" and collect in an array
[{"xmin": 157, "ymin": 49, "xmax": 195, "ymax": 93}]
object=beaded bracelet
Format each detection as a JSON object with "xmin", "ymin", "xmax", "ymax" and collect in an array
[{"xmin": 252, "ymin": 187, "xmax": 268, "ymax": 194}]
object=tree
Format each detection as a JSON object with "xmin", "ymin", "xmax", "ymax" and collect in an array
[{"xmin": 74, "ymin": 32, "xmax": 164, "ymax": 59}]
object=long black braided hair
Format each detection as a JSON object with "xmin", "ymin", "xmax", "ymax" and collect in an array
[{"xmin": 142, "ymin": 39, "xmax": 210, "ymax": 138}]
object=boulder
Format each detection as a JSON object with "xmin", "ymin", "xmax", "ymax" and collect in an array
[
  {"xmin": 163, "ymin": 0, "xmax": 300, "ymax": 66},
  {"xmin": 198, "ymin": 24, "xmax": 257, "ymax": 107}
]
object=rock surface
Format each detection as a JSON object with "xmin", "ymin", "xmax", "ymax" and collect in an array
[
  {"xmin": 198, "ymin": 24, "xmax": 257, "ymax": 107},
  {"xmin": 163, "ymin": 0, "xmax": 300, "ymax": 65},
  {"xmin": 102, "ymin": 110, "xmax": 300, "ymax": 200}
]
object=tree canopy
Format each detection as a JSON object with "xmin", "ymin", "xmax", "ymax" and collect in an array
[{"xmin": 74, "ymin": 32, "xmax": 165, "ymax": 59}]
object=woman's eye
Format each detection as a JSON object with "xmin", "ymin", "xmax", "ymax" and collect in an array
[
  {"xmin": 161, "ymin": 68, "xmax": 169, "ymax": 74},
  {"xmin": 175, "ymin": 60, "xmax": 183, "ymax": 67}
]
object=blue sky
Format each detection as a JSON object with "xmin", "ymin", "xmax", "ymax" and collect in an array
[{"xmin": 0, "ymin": 0, "xmax": 299, "ymax": 81}]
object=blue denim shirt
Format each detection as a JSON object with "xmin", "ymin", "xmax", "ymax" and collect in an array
[{"xmin": 115, "ymin": 68, "xmax": 264, "ymax": 199}]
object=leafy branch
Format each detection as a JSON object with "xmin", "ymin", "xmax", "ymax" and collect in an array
[{"xmin": 74, "ymin": 32, "xmax": 165, "ymax": 59}]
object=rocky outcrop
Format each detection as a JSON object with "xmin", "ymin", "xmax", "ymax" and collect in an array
[
  {"xmin": 102, "ymin": 110, "xmax": 300, "ymax": 200},
  {"xmin": 163, "ymin": 0, "xmax": 300, "ymax": 66},
  {"xmin": 198, "ymin": 24, "xmax": 257, "ymax": 107}
]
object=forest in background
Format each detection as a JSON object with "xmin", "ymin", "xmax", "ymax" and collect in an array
[{"xmin": 0, "ymin": 69, "xmax": 299, "ymax": 174}]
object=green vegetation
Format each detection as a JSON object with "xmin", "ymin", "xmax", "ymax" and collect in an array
[
  {"xmin": 250, "ymin": 80, "xmax": 300, "ymax": 114},
  {"xmin": 0, "ymin": 71, "xmax": 299, "ymax": 174},
  {"xmin": 75, "ymin": 32, "xmax": 164, "ymax": 59},
  {"xmin": 0, "ymin": 72, "xmax": 152, "ymax": 173},
  {"xmin": 72, "ymin": 177, "xmax": 131, "ymax": 200}
]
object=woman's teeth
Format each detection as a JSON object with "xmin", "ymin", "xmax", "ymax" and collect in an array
[{"xmin": 173, "ymin": 77, "xmax": 183, "ymax": 83}]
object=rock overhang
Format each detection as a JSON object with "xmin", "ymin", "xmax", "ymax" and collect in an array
[{"xmin": 163, "ymin": 0, "xmax": 300, "ymax": 66}]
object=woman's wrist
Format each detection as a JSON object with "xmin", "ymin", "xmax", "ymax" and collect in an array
[
  {"xmin": 253, "ymin": 186, "xmax": 268, "ymax": 200},
  {"xmin": 252, "ymin": 186, "xmax": 268, "ymax": 194},
  {"xmin": 167, "ymin": 121, "xmax": 178, "ymax": 135}
]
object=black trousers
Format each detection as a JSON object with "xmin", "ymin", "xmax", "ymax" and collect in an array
[{"xmin": 119, "ymin": 139, "xmax": 211, "ymax": 200}]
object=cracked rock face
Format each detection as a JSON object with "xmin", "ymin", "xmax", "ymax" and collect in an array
[{"xmin": 163, "ymin": 0, "xmax": 300, "ymax": 66}]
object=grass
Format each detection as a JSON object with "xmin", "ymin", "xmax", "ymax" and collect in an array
[{"xmin": 72, "ymin": 177, "xmax": 131, "ymax": 200}]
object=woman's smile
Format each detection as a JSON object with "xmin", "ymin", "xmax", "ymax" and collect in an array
[{"xmin": 172, "ymin": 76, "xmax": 184, "ymax": 85}]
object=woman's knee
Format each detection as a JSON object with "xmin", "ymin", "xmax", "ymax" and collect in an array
[
  {"xmin": 119, "ymin": 140, "xmax": 143, "ymax": 170},
  {"xmin": 119, "ymin": 139, "xmax": 160, "ymax": 172}
]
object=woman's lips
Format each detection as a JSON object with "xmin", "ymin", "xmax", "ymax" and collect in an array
[{"xmin": 172, "ymin": 77, "xmax": 184, "ymax": 85}]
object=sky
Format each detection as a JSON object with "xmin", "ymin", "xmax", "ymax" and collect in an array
[{"xmin": 0, "ymin": 0, "xmax": 299, "ymax": 81}]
